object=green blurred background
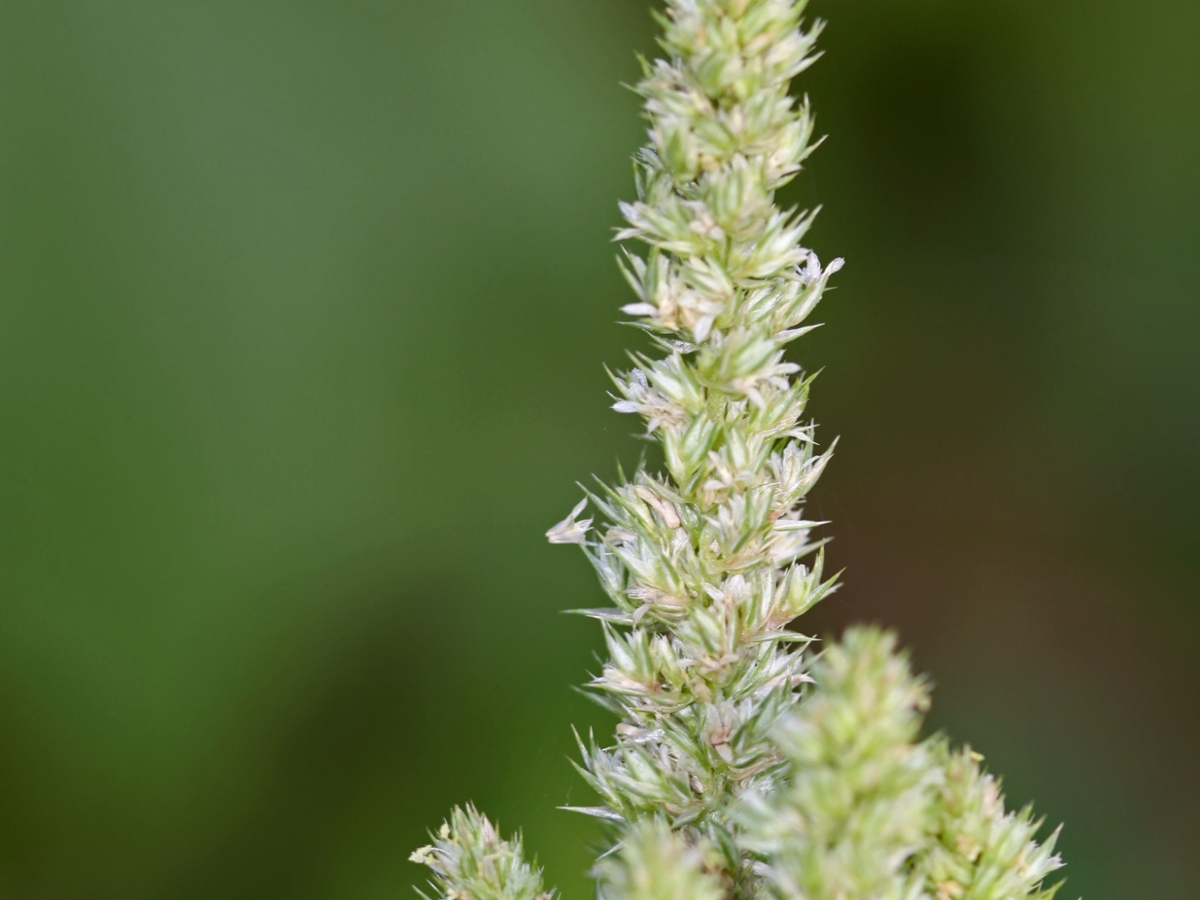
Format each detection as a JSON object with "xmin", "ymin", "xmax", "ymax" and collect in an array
[{"xmin": 1, "ymin": 0, "xmax": 1196, "ymax": 897}]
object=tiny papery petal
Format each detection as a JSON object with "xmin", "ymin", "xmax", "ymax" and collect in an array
[{"xmin": 546, "ymin": 498, "xmax": 591, "ymax": 545}]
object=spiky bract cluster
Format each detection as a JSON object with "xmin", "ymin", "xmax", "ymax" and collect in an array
[
  {"xmin": 412, "ymin": 4, "xmax": 1070, "ymax": 900},
  {"xmin": 410, "ymin": 805, "xmax": 551, "ymax": 900},
  {"xmin": 738, "ymin": 629, "xmax": 938, "ymax": 900},
  {"xmin": 738, "ymin": 629, "xmax": 1065, "ymax": 900},
  {"xmin": 597, "ymin": 819, "xmax": 726, "ymax": 900},
  {"xmin": 922, "ymin": 745, "xmax": 1065, "ymax": 900}
]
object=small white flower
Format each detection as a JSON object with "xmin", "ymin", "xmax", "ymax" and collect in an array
[
  {"xmin": 408, "ymin": 846, "xmax": 435, "ymax": 865},
  {"xmin": 546, "ymin": 498, "xmax": 592, "ymax": 545},
  {"xmin": 805, "ymin": 250, "xmax": 822, "ymax": 284}
]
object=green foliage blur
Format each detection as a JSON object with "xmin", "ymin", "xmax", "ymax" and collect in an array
[{"xmin": 0, "ymin": 0, "xmax": 1196, "ymax": 897}]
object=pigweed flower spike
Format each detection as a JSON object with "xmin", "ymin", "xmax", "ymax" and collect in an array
[{"xmin": 412, "ymin": 2, "xmax": 1070, "ymax": 899}]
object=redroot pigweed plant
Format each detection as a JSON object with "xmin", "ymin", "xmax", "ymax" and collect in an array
[{"xmin": 411, "ymin": 3, "xmax": 1068, "ymax": 900}]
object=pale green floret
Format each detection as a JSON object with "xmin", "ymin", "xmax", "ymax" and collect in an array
[
  {"xmin": 737, "ymin": 628, "xmax": 940, "ymax": 900},
  {"xmin": 410, "ymin": 805, "xmax": 552, "ymax": 900},
  {"xmin": 412, "ymin": 2, "xmax": 1072, "ymax": 900},
  {"xmin": 597, "ymin": 819, "xmax": 726, "ymax": 900},
  {"xmin": 918, "ymin": 744, "xmax": 1065, "ymax": 900},
  {"xmin": 736, "ymin": 630, "xmax": 1066, "ymax": 900}
]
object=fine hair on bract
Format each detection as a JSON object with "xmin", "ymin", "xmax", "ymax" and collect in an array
[{"xmin": 411, "ymin": 3, "xmax": 1069, "ymax": 900}]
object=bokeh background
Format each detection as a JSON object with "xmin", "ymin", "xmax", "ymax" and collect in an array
[{"xmin": 1, "ymin": 0, "xmax": 1197, "ymax": 897}]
